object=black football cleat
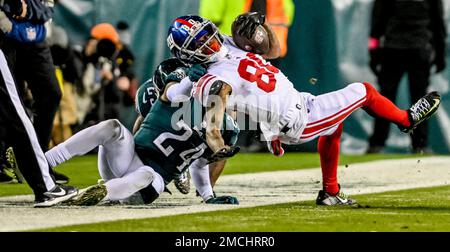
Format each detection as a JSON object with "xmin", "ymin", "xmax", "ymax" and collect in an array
[
  {"xmin": 68, "ymin": 184, "xmax": 107, "ymax": 206},
  {"xmin": 34, "ymin": 185, "xmax": 78, "ymax": 208},
  {"xmin": 174, "ymin": 169, "xmax": 190, "ymax": 195},
  {"xmin": 399, "ymin": 92, "xmax": 441, "ymax": 134}
]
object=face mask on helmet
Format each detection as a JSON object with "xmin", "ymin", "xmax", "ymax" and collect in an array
[{"xmin": 167, "ymin": 16, "xmax": 225, "ymax": 64}]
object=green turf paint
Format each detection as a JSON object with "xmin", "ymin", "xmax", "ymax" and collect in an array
[
  {"xmin": 0, "ymin": 153, "xmax": 432, "ymax": 197},
  {"xmin": 38, "ymin": 186, "xmax": 450, "ymax": 232}
]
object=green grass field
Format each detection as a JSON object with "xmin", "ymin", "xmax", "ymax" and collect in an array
[
  {"xmin": 0, "ymin": 152, "xmax": 426, "ymax": 197},
  {"xmin": 3, "ymin": 152, "xmax": 448, "ymax": 232},
  {"xmin": 39, "ymin": 186, "xmax": 450, "ymax": 232}
]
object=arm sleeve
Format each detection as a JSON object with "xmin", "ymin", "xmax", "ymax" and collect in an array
[
  {"xmin": 25, "ymin": 0, "xmax": 54, "ymax": 23},
  {"xmin": 189, "ymin": 158, "xmax": 214, "ymax": 201},
  {"xmin": 192, "ymin": 74, "xmax": 232, "ymax": 105},
  {"xmin": 166, "ymin": 77, "xmax": 194, "ymax": 103},
  {"xmin": 370, "ymin": 0, "xmax": 392, "ymax": 39},
  {"xmin": 1, "ymin": 0, "xmax": 23, "ymax": 16},
  {"xmin": 430, "ymin": 0, "xmax": 447, "ymax": 57}
]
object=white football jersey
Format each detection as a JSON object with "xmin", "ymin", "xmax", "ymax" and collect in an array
[{"xmin": 192, "ymin": 36, "xmax": 308, "ymax": 141}]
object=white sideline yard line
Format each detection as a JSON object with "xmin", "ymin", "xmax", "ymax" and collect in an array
[{"xmin": 0, "ymin": 156, "xmax": 449, "ymax": 231}]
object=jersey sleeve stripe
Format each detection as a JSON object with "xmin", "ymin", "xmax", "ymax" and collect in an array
[
  {"xmin": 198, "ymin": 75, "xmax": 216, "ymax": 104},
  {"xmin": 194, "ymin": 74, "xmax": 212, "ymax": 96}
]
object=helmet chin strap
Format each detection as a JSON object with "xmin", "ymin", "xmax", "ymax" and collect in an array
[{"xmin": 209, "ymin": 45, "xmax": 229, "ymax": 63}]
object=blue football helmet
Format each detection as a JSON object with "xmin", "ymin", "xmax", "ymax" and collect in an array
[{"xmin": 167, "ymin": 15, "xmax": 224, "ymax": 64}]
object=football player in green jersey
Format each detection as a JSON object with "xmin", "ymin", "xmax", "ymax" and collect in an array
[
  {"xmin": 134, "ymin": 58, "xmax": 239, "ymax": 196},
  {"xmin": 133, "ymin": 59, "xmax": 192, "ymax": 195},
  {"xmin": 44, "ymin": 59, "xmax": 240, "ymax": 205}
]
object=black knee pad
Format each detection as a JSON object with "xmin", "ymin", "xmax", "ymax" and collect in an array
[
  {"xmin": 139, "ymin": 184, "xmax": 160, "ymax": 204},
  {"xmin": 103, "ymin": 119, "xmax": 122, "ymax": 140}
]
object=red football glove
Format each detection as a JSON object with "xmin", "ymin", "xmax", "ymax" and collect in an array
[{"xmin": 268, "ymin": 137, "xmax": 284, "ymax": 157}]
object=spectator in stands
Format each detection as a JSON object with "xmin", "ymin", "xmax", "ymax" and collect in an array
[
  {"xmin": 116, "ymin": 20, "xmax": 138, "ymax": 131},
  {"xmin": 367, "ymin": 0, "xmax": 446, "ymax": 154},
  {"xmin": 78, "ymin": 22, "xmax": 137, "ymax": 131},
  {"xmin": 47, "ymin": 24, "xmax": 82, "ymax": 146}
]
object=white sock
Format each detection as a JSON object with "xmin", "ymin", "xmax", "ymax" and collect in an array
[
  {"xmin": 190, "ymin": 159, "xmax": 214, "ymax": 201},
  {"xmin": 45, "ymin": 145, "xmax": 72, "ymax": 168},
  {"xmin": 45, "ymin": 120, "xmax": 122, "ymax": 167}
]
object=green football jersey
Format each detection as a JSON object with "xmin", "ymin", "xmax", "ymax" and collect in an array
[
  {"xmin": 135, "ymin": 79, "xmax": 158, "ymax": 118},
  {"xmin": 134, "ymin": 98, "xmax": 240, "ymax": 184},
  {"xmin": 134, "ymin": 99, "xmax": 212, "ymax": 183}
]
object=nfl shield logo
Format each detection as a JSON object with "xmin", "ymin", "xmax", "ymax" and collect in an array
[{"xmin": 26, "ymin": 27, "xmax": 37, "ymax": 41}]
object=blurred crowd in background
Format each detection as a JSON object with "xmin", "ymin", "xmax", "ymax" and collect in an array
[{"xmin": 1, "ymin": 0, "xmax": 297, "ymax": 160}]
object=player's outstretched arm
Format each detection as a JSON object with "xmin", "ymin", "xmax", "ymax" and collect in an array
[
  {"xmin": 232, "ymin": 12, "xmax": 281, "ymax": 59},
  {"xmin": 205, "ymin": 82, "xmax": 232, "ymax": 153},
  {"xmin": 161, "ymin": 65, "xmax": 208, "ymax": 103}
]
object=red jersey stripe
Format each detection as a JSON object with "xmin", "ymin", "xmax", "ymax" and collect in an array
[
  {"xmin": 306, "ymin": 96, "xmax": 367, "ymax": 128},
  {"xmin": 302, "ymin": 97, "xmax": 366, "ymax": 137}
]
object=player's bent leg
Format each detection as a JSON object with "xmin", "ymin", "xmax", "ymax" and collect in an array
[
  {"xmin": 316, "ymin": 124, "xmax": 357, "ymax": 206},
  {"xmin": 70, "ymin": 166, "xmax": 164, "ymax": 206},
  {"xmin": 45, "ymin": 119, "xmax": 125, "ymax": 168},
  {"xmin": 300, "ymin": 83, "xmax": 367, "ymax": 143},
  {"xmin": 363, "ymin": 83, "xmax": 440, "ymax": 133},
  {"xmin": 105, "ymin": 166, "xmax": 163, "ymax": 201},
  {"xmin": 295, "ymin": 85, "xmax": 363, "ymax": 206},
  {"xmin": 362, "ymin": 83, "xmax": 410, "ymax": 127},
  {"xmin": 97, "ymin": 146, "xmax": 116, "ymax": 181},
  {"xmin": 98, "ymin": 120, "xmax": 143, "ymax": 178}
]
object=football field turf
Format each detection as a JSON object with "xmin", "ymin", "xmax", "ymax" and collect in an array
[
  {"xmin": 1, "ymin": 153, "xmax": 449, "ymax": 232},
  {"xmin": 39, "ymin": 185, "xmax": 450, "ymax": 232},
  {"xmin": 0, "ymin": 153, "xmax": 420, "ymax": 197}
]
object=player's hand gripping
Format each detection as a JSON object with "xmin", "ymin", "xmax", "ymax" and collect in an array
[
  {"xmin": 166, "ymin": 64, "xmax": 207, "ymax": 83},
  {"xmin": 184, "ymin": 64, "xmax": 208, "ymax": 82},
  {"xmin": 207, "ymin": 146, "xmax": 240, "ymax": 163},
  {"xmin": 268, "ymin": 137, "xmax": 284, "ymax": 157},
  {"xmin": 234, "ymin": 12, "xmax": 265, "ymax": 39},
  {"xmin": 206, "ymin": 195, "xmax": 239, "ymax": 205}
]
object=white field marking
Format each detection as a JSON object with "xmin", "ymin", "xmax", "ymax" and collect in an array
[{"xmin": 0, "ymin": 157, "xmax": 449, "ymax": 231}]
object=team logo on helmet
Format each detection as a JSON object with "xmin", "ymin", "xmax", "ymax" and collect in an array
[{"xmin": 167, "ymin": 15, "xmax": 224, "ymax": 64}]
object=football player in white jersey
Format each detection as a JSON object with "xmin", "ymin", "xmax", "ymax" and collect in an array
[{"xmin": 165, "ymin": 13, "xmax": 441, "ymax": 205}]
